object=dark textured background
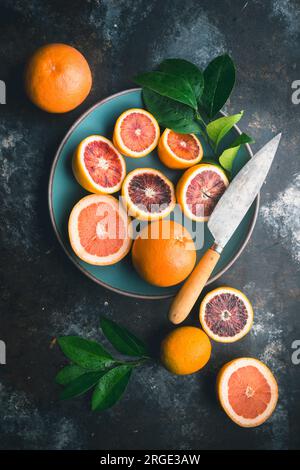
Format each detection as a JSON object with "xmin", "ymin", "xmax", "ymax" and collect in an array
[{"xmin": 0, "ymin": 0, "xmax": 299, "ymax": 450}]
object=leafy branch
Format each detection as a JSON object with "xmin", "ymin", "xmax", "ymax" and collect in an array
[
  {"xmin": 134, "ymin": 55, "xmax": 254, "ymax": 174},
  {"xmin": 55, "ymin": 317, "xmax": 151, "ymax": 411}
]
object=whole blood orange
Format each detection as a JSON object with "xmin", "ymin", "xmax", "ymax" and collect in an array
[
  {"xmin": 72, "ymin": 135, "xmax": 126, "ymax": 194},
  {"xmin": 25, "ymin": 43, "xmax": 92, "ymax": 113},
  {"xmin": 161, "ymin": 326, "xmax": 211, "ymax": 375},
  {"xmin": 158, "ymin": 129, "xmax": 203, "ymax": 169},
  {"xmin": 68, "ymin": 194, "xmax": 132, "ymax": 266},
  {"xmin": 132, "ymin": 220, "xmax": 196, "ymax": 287},
  {"xmin": 217, "ymin": 357, "xmax": 278, "ymax": 427}
]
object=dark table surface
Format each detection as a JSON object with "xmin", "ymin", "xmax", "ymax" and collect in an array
[{"xmin": 0, "ymin": 0, "xmax": 299, "ymax": 450}]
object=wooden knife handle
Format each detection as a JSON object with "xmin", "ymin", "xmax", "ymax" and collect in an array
[{"xmin": 168, "ymin": 245, "xmax": 221, "ymax": 325}]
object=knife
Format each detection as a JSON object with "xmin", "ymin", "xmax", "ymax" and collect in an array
[{"xmin": 169, "ymin": 133, "xmax": 281, "ymax": 325}]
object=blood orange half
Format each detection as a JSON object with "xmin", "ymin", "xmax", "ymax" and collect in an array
[
  {"xmin": 113, "ymin": 108, "xmax": 160, "ymax": 158},
  {"xmin": 68, "ymin": 194, "xmax": 132, "ymax": 265},
  {"xmin": 72, "ymin": 135, "xmax": 126, "ymax": 194},
  {"xmin": 122, "ymin": 168, "xmax": 176, "ymax": 221},
  {"xmin": 199, "ymin": 287, "xmax": 253, "ymax": 343},
  {"xmin": 176, "ymin": 164, "xmax": 229, "ymax": 222},
  {"xmin": 158, "ymin": 129, "xmax": 203, "ymax": 169},
  {"xmin": 217, "ymin": 358, "xmax": 278, "ymax": 427}
]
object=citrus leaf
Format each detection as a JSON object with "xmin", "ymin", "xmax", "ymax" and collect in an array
[
  {"xmin": 160, "ymin": 118, "xmax": 201, "ymax": 134},
  {"xmin": 206, "ymin": 112, "xmax": 243, "ymax": 149},
  {"xmin": 219, "ymin": 133, "xmax": 254, "ymax": 172},
  {"xmin": 142, "ymin": 88, "xmax": 200, "ymax": 134},
  {"xmin": 55, "ymin": 364, "xmax": 87, "ymax": 385},
  {"xmin": 91, "ymin": 365, "xmax": 132, "ymax": 411},
  {"xmin": 60, "ymin": 370, "xmax": 106, "ymax": 401},
  {"xmin": 158, "ymin": 59, "xmax": 204, "ymax": 101},
  {"xmin": 100, "ymin": 317, "xmax": 149, "ymax": 358},
  {"xmin": 134, "ymin": 71, "xmax": 197, "ymax": 109},
  {"xmin": 201, "ymin": 54, "xmax": 236, "ymax": 118},
  {"xmin": 219, "ymin": 145, "xmax": 241, "ymax": 172},
  {"xmin": 228, "ymin": 132, "xmax": 255, "ymax": 147},
  {"xmin": 57, "ymin": 336, "xmax": 115, "ymax": 370}
]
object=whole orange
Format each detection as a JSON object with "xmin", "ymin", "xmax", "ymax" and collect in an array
[
  {"xmin": 161, "ymin": 326, "xmax": 211, "ymax": 375},
  {"xmin": 132, "ymin": 220, "xmax": 196, "ymax": 287},
  {"xmin": 24, "ymin": 43, "xmax": 92, "ymax": 113}
]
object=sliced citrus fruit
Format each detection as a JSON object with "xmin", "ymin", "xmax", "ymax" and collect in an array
[
  {"xmin": 113, "ymin": 108, "xmax": 160, "ymax": 158},
  {"xmin": 199, "ymin": 287, "xmax": 253, "ymax": 343},
  {"xmin": 72, "ymin": 135, "xmax": 126, "ymax": 194},
  {"xmin": 122, "ymin": 168, "xmax": 176, "ymax": 221},
  {"xmin": 217, "ymin": 357, "xmax": 278, "ymax": 427},
  {"xmin": 158, "ymin": 129, "xmax": 203, "ymax": 169},
  {"xmin": 68, "ymin": 194, "xmax": 132, "ymax": 265},
  {"xmin": 176, "ymin": 163, "xmax": 229, "ymax": 222}
]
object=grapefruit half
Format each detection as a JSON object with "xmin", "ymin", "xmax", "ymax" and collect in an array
[
  {"xmin": 68, "ymin": 194, "xmax": 132, "ymax": 265},
  {"xmin": 199, "ymin": 287, "xmax": 253, "ymax": 343},
  {"xmin": 217, "ymin": 357, "xmax": 278, "ymax": 427},
  {"xmin": 72, "ymin": 135, "xmax": 126, "ymax": 194},
  {"xmin": 158, "ymin": 129, "xmax": 203, "ymax": 169},
  {"xmin": 113, "ymin": 108, "xmax": 160, "ymax": 158},
  {"xmin": 176, "ymin": 163, "xmax": 229, "ymax": 222},
  {"xmin": 122, "ymin": 168, "xmax": 176, "ymax": 221}
]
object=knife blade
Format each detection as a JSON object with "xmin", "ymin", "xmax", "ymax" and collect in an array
[
  {"xmin": 208, "ymin": 133, "xmax": 282, "ymax": 248},
  {"xmin": 169, "ymin": 133, "xmax": 281, "ymax": 324}
]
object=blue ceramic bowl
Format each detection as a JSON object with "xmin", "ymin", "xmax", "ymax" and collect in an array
[{"xmin": 48, "ymin": 88, "xmax": 259, "ymax": 299}]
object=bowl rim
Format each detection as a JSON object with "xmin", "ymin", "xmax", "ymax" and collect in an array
[{"xmin": 48, "ymin": 87, "xmax": 260, "ymax": 300}]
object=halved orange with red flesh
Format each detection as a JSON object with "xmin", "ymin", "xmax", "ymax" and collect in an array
[
  {"xmin": 72, "ymin": 135, "xmax": 126, "ymax": 194},
  {"xmin": 176, "ymin": 163, "xmax": 229, "ymax": 222},
  {"xmin": 158, "ymin": 129, "xmax": 203, "ymax": 169},
  {"xmin": 68, "ymin": 194, "xmax": 132, "ymax": 265},
  {"xmin": 217, "ymin": 357, "xmax": 278, "ymax": 427},
  {"xmin": 200, "ymin": 287, "xmax": 253, "ymax": 343},
  {"xmin": 122, "ymin": 168, "xmax": 176, "ymax": 221},
  {"xmin": 113, "ymin": 108, "xmax": 160, "ymax": 158}
]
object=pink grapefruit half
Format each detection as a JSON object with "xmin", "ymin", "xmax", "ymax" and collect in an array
[
  {"xmin": 217, "ymin": 357, "xmax": 278, "ymax": 427},
  {"xmin": 68, "ymin": 194, "xmax": 132, "ymax": 265}
]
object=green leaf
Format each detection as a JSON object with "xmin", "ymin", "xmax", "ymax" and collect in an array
[
  {"xmin": 206, "ymin": 112, "xmax": 243, "ymax": 149},
  {"xmin": 201, "ymin": 54, "xmax": 236, "ymax": 118},
  {"xmin": 162, "ymin": 119, "xmax": 201, "ymax": 134},
  {"xmin": 219, "ymin": 146, "xmax": 241, "ymax": 172},
  {"xmin": 57, "ymin": 336, "xmax": 115, "ymax": 370},
  {"xmin": 219, "ymin": 132, "xmax": 254, "ymax": 172},
  {"xmin": 91, "ymin": 365, "xmax": 132, "ymax": 411},
  {"xmin": 100, "ymin": 317, "xmax": 149, "ymax": 358},
  {"xmin": 134, "ymin": 71, "xmax": 197, "ymax": 109},
  {"xmin": 55, "ymin": 364, "xmax": 87, "ymax": 385},
  {"xmin": 60, "ymin": 370, "xmax": 106, "ymax": 401},
  {"xmin": 158, "ymin": 59, "xmax": 204, "ymax": 101},
  {"xmin": 228, "ymin": 132, "xmax": 255, "ymax": 147},
  {"xmin": 142, "ymin": 88, "xmax": 200, "ymax": 134}
]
